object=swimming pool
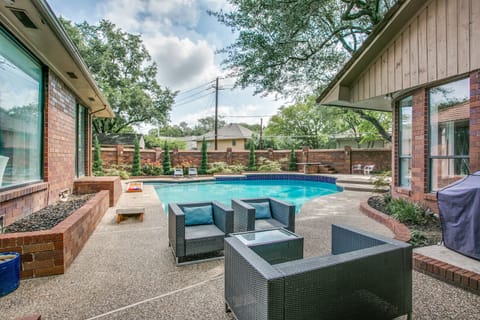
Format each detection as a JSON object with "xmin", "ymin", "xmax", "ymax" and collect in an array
[{"xmin": 150, "ymin": 175, "xmax": 341, "ymax": 213}]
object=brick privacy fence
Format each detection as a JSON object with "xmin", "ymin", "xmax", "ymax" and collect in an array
[{"xmin": 99, "ymin": 146, "xmax": 391, "ymax": 174}]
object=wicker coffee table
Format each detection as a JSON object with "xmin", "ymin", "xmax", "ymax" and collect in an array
[{"xmin": 231, "ymin": 228, "xmax": 303, "ymax": 264}]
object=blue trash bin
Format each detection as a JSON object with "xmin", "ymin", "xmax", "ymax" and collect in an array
[{"xmin": 0, "ymin": 252, "xmax": 20, "ymax": 297}]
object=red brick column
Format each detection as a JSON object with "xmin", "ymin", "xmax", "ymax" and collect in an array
[
  {"xmin": 470, "ymin": 71, "xmax": 480, "ymax": 173},
  {"xmin": 410, "ymin": 89, "xmax": 429, "ymax": 201}
]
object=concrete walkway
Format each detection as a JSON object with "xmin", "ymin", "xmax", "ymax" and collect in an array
[{"xmin": 1, "ymin": 183, "xmax": 479, "ymax": 319}]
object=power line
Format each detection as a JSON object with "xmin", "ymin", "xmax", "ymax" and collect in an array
[
  {"xmin": 173, "ymin": 92, "xmax": 213, "ymax": 107},
  {"xmin": 174, "ymin": 88, "xmax": 214, "ymax": 103},
  {"xmin": 220, "ymin": 115, "xmax": 275, "ymax": 118},
  {"xmin": 175, "ymin": 80, "xmax": 215, "ymax": 97}
]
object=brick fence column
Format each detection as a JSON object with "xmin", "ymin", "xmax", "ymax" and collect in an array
[
  {"xmin": 470, "ymin": 71, "xmax": 480, "ymax": 172},
  {"xmin": 116, "ymin": 145, "xmax": 123, "ymax": 165},
  {"xmin": 344, "ymin": 146, "xmax": 352, "ymax": 173},
  {"xmin": 226, "ymin": 147, "xmax": 232, "ymax": 165}
]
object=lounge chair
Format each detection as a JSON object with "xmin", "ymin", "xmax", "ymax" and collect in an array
[
  {"xmin": 231, "ymin": 197, "xmax": 295, "ymax": 232},
  {"xmin": 352, "ymin": 163, "xmax": 363, "ymax": 174},
  {"xmin": 364, "ymin": 164, "xmax": 375, "ymax": 175},
  {"xmin": 188, "ymin": 167, "xmax": 198, "ymax": 177},
  {"xmin": 224, "ymin": 224, "xmax": 412, "ymax": 320},
  {"xmin": 168, "ymin": 201, "xmax": 234, "ymax": 265},
  {"xmin": 173, "ymin": 167, "xmax": 184, "ymax": 178}
]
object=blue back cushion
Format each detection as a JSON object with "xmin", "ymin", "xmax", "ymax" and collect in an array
[
  {"xmin": 250, "ymin": 201, "xmax": 272, "ymax": 219},
  {"xmin": 183, "ymin": 205, "xmax": 213, "ymax": 226}
]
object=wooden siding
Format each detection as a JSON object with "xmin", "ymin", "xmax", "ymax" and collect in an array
[{"xmin": 352, "ymin": 0, "xmax": 478, "ymax": 102}]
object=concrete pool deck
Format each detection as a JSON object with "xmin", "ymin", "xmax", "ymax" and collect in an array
[{"xmin": 1, "ymin": 180, "xmax": 480, "ymax": 319}]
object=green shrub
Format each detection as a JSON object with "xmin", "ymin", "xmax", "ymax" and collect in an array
[
  {"xmin": 162, "ymin": 143, "xmax": 171, "ymax": 175},
  {"xmin": 142, "ymin": 162, "xmax": 162, "ymax": 176},
  {"xmin": 103, "ymin": 168, "xmax": 129, "ymax": 180},
  {"xmin": 372, "ymin": 171, "xmax": 391, "ymax": 193},
  {"xmin": 131, "ymin": 136, "xmax": 141, "ymax": 176},
  {"xmin": 207, "ymin": 162, "xmax": 245, "ymax": 174},
  {"xmin": 257, "ymin": 157, "xmax": 282, "ymax": 172},
  {"xmin": 409, "ymin": 230, "xmax": 429, "ymax": 247},
  {"xmin": 199, "ymin": 137, "xmax": 208, "ymax": 174},
  {"xmin": 248, "ymin": 143, "xmax": 256, "ymax": 171},
  {"xmin": 289, "ymin": 148, "xmax": 297, "ymax": 171},
  {"xmin": 385, "ymin": 197, "xmax": 433, "ymax": 225},
  {"xmin": 93, "ymin": 136, "xmax": 103, "ymax": 176}
]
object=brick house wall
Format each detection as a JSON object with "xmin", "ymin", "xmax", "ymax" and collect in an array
[
  {"xmin": 1, "ymin": 71, "xmax": 88, "ymax": 227},
  {"xmin": 392, "ymin": 70, "xmax": 480, "ymax": 212}
]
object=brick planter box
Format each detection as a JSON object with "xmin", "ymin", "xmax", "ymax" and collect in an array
[
  {"xmin": 74, "ymin": 176, "xmax": 121, "ymax": 207},
  {"xmin": 0, "ymin": 191, "xmax": 109, "ymax": 279}
]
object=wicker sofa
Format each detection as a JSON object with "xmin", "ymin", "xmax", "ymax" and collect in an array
[
  {"xmin": 231, "ymin": 197, "xmax": 295, "ymax": 232},
  {"xmin": 224, "ymin": 224, "xmax": 412, "ymax": 320},
  {"xmin": 168, "ymin": 201, "xmax": 233, "ymax": 265}
]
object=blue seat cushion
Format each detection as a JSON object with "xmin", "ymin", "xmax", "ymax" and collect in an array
[
  {"xmin": 183, "ymin": 205, "xmax": 213, "ymax": 226},
  {"xmin": 250, "ymin": 201, "xmax": 272, "ymax": 219}
]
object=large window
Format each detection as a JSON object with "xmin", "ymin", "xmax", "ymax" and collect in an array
[
  {"xmin": 0, "ymin": 28, "xmax": 42, "ymax": 189},
  {"xmin": 398, "ymin": 96, "xmax": 412, "ymax": 187},
  {"xmin": 76, "ymin": 105, "xmax": 87, "ymax": 177},
  {"xmin": 429, "ymin": 78, "xmax": 470, "ymax": 191}
]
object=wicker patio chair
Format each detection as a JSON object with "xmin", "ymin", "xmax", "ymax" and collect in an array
[
  {"xmin": 231, "ymin": 197, "xmax": 295, "ymax": 233},
  {"xmin": 168, "ymin": 201, "xmax": 233, "ymax": 265},
  {"xmin": 224, "ymin": 224, "xmax": 412, "ymax": 320}
]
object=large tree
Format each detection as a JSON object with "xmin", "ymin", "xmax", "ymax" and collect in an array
[
  {"xmin": 211, "ymin": 0, "xmax": 396, "ymax": 97},
  {"xmin": 264, "ymin": 96, "xmax": 391, "ymax": 149},
  {"xmin": 60, "ymin": 19, "xmax": 175, "ymax": 134}
]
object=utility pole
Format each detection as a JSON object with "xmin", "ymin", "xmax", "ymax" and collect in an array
[
  {"xmin": 214, "ymin": 77, "xmax": 219, "ymax": 150},
  {"xmin": 259, "ymin": 118, "xmax": 263, "ymax": 150}
]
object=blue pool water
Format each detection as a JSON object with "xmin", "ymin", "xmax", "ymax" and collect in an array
[{"xmin": 151, "ymin": 177, "xmax": 341, "ymax": 213}]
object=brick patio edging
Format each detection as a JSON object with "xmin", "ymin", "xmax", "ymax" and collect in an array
[
  {"xmin": 359, "ymin": 201, "xmax": 411, "ymax": 242},
  {"xmin": 0, "ymin": 191, "xmax": 109, "ymax": 278},
  {"xmin": 360, "ymin": 201, "xmax": 480, "ymax": 294},
  {"xmin": 413, "ymin": 253, "xmax": 480, "ymax": 294}
]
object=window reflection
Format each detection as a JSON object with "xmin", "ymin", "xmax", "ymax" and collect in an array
[
  {"xmin": 429, "ymin": 78, "xmax": 470, "ymax": 191},
  {"xmin": 0, "ymin": 29, "xmax": 42, "ymax": 188},
  {"xmin": 399, "ymin": 96, "xmax": 412, "ymax": 187}
]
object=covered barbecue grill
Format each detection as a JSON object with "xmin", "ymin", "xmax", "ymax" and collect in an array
[{"xmin": 437, "ymin": 172, "xmax": 480, "ymax": 260}]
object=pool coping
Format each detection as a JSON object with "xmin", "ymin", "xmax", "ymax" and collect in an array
[{"xmin": 134, "ymin": 173, "xmax": 339, "ymax": 188}]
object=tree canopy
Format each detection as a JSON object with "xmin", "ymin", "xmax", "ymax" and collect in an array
[
  {"xmin": 264, "ymin": 96, "xmax": 391, "ymax": 149},
  {"xmin": 60, "ymin": 18, "xmax": 175, "ymax": 134},
  {"xmin": 210, "ymin": 0, "xmax": 397, "ymax": 97}
]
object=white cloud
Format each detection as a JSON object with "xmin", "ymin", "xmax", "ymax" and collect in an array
[{"xmin": 145, "ymin": 35, "xmax": 220, "ymax": 90}]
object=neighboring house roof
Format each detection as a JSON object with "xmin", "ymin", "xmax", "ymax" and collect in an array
[
  {"xmin": 0, "ymin": 1, "xmax": 113, "ymax": 117},
  {"xmin": 96, "ymin": 133, "xmax": 143, "ymax": 147},
  {"xmin": 197, "ymin": 124, "xmax": 253, "ymax": 141},
  {"xmin": 317, "ymin": 0, "xmax": 434, "ymax": 112}
]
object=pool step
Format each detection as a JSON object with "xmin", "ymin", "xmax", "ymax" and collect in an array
[{"xmin": 336, "ymin": 175, "xmax": 390, "ymax": 193}]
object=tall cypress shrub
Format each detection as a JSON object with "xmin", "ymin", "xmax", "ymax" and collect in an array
[
  {"xmin": 162, "ymin": 142, "xmax": 171, "ymax": 175},
  {"xmin": 93, "ymin": 136, "xmax": 103, "ymax": 176},
  {"xmin": 131, "ymin": 136, "xmax": 141, "ymax": 176},
  {"xmin": 289, "ymin": 147, "xmax": 297, "ymax": 171},
  {"xmin": 248, "ymin": 142, "xmax": 256, "ymax": 171},
  {"xmin": 199, "ymin": 137, "xmax": 208, "ymax": 174}
]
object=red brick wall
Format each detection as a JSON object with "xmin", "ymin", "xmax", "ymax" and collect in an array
[
  {"xmin": 73, "ymin": 176, "xmax": 122, "ymax": 207},
  {"xmin": 392, "ymin": 70, "xmax": 480, "ymax": 212},
  {"xmin": 98, "ymin": 147, "xmax": 391, "ymax": 174},
  {"xmin": 0, "ymin": 191, "xmax": 109, "ymax": 278},
  {"xmin": 45, "ymin": 71, "xmax": 77, "ymax": 204}
]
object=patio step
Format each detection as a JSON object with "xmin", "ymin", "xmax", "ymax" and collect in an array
[{"xmin": 337, "ymin": 182, "xmax": 388, "ymax": 193}]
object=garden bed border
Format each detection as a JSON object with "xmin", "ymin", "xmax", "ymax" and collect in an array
[{"xmin": 0, "ymin": 191, "xmax": 109, "ymax": 279}]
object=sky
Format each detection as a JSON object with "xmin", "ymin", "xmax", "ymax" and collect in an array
[{"xmin": 48, "ymin": 0, "xmax": 289, "ymax": 131}]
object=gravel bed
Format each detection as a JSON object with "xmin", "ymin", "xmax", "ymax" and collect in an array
[{"xmin": 3, "ymin": 194, "xmax": 95, "ymax": 233}]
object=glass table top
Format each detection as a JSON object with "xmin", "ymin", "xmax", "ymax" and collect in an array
[{"xmin": 235, "ymin": 228, "xmax": 298, "ymax": 246}]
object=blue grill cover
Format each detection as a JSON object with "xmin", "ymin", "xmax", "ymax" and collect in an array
[{"xmin": 437, "ymin": 172, "xmax": 480, "ymax": 260}]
